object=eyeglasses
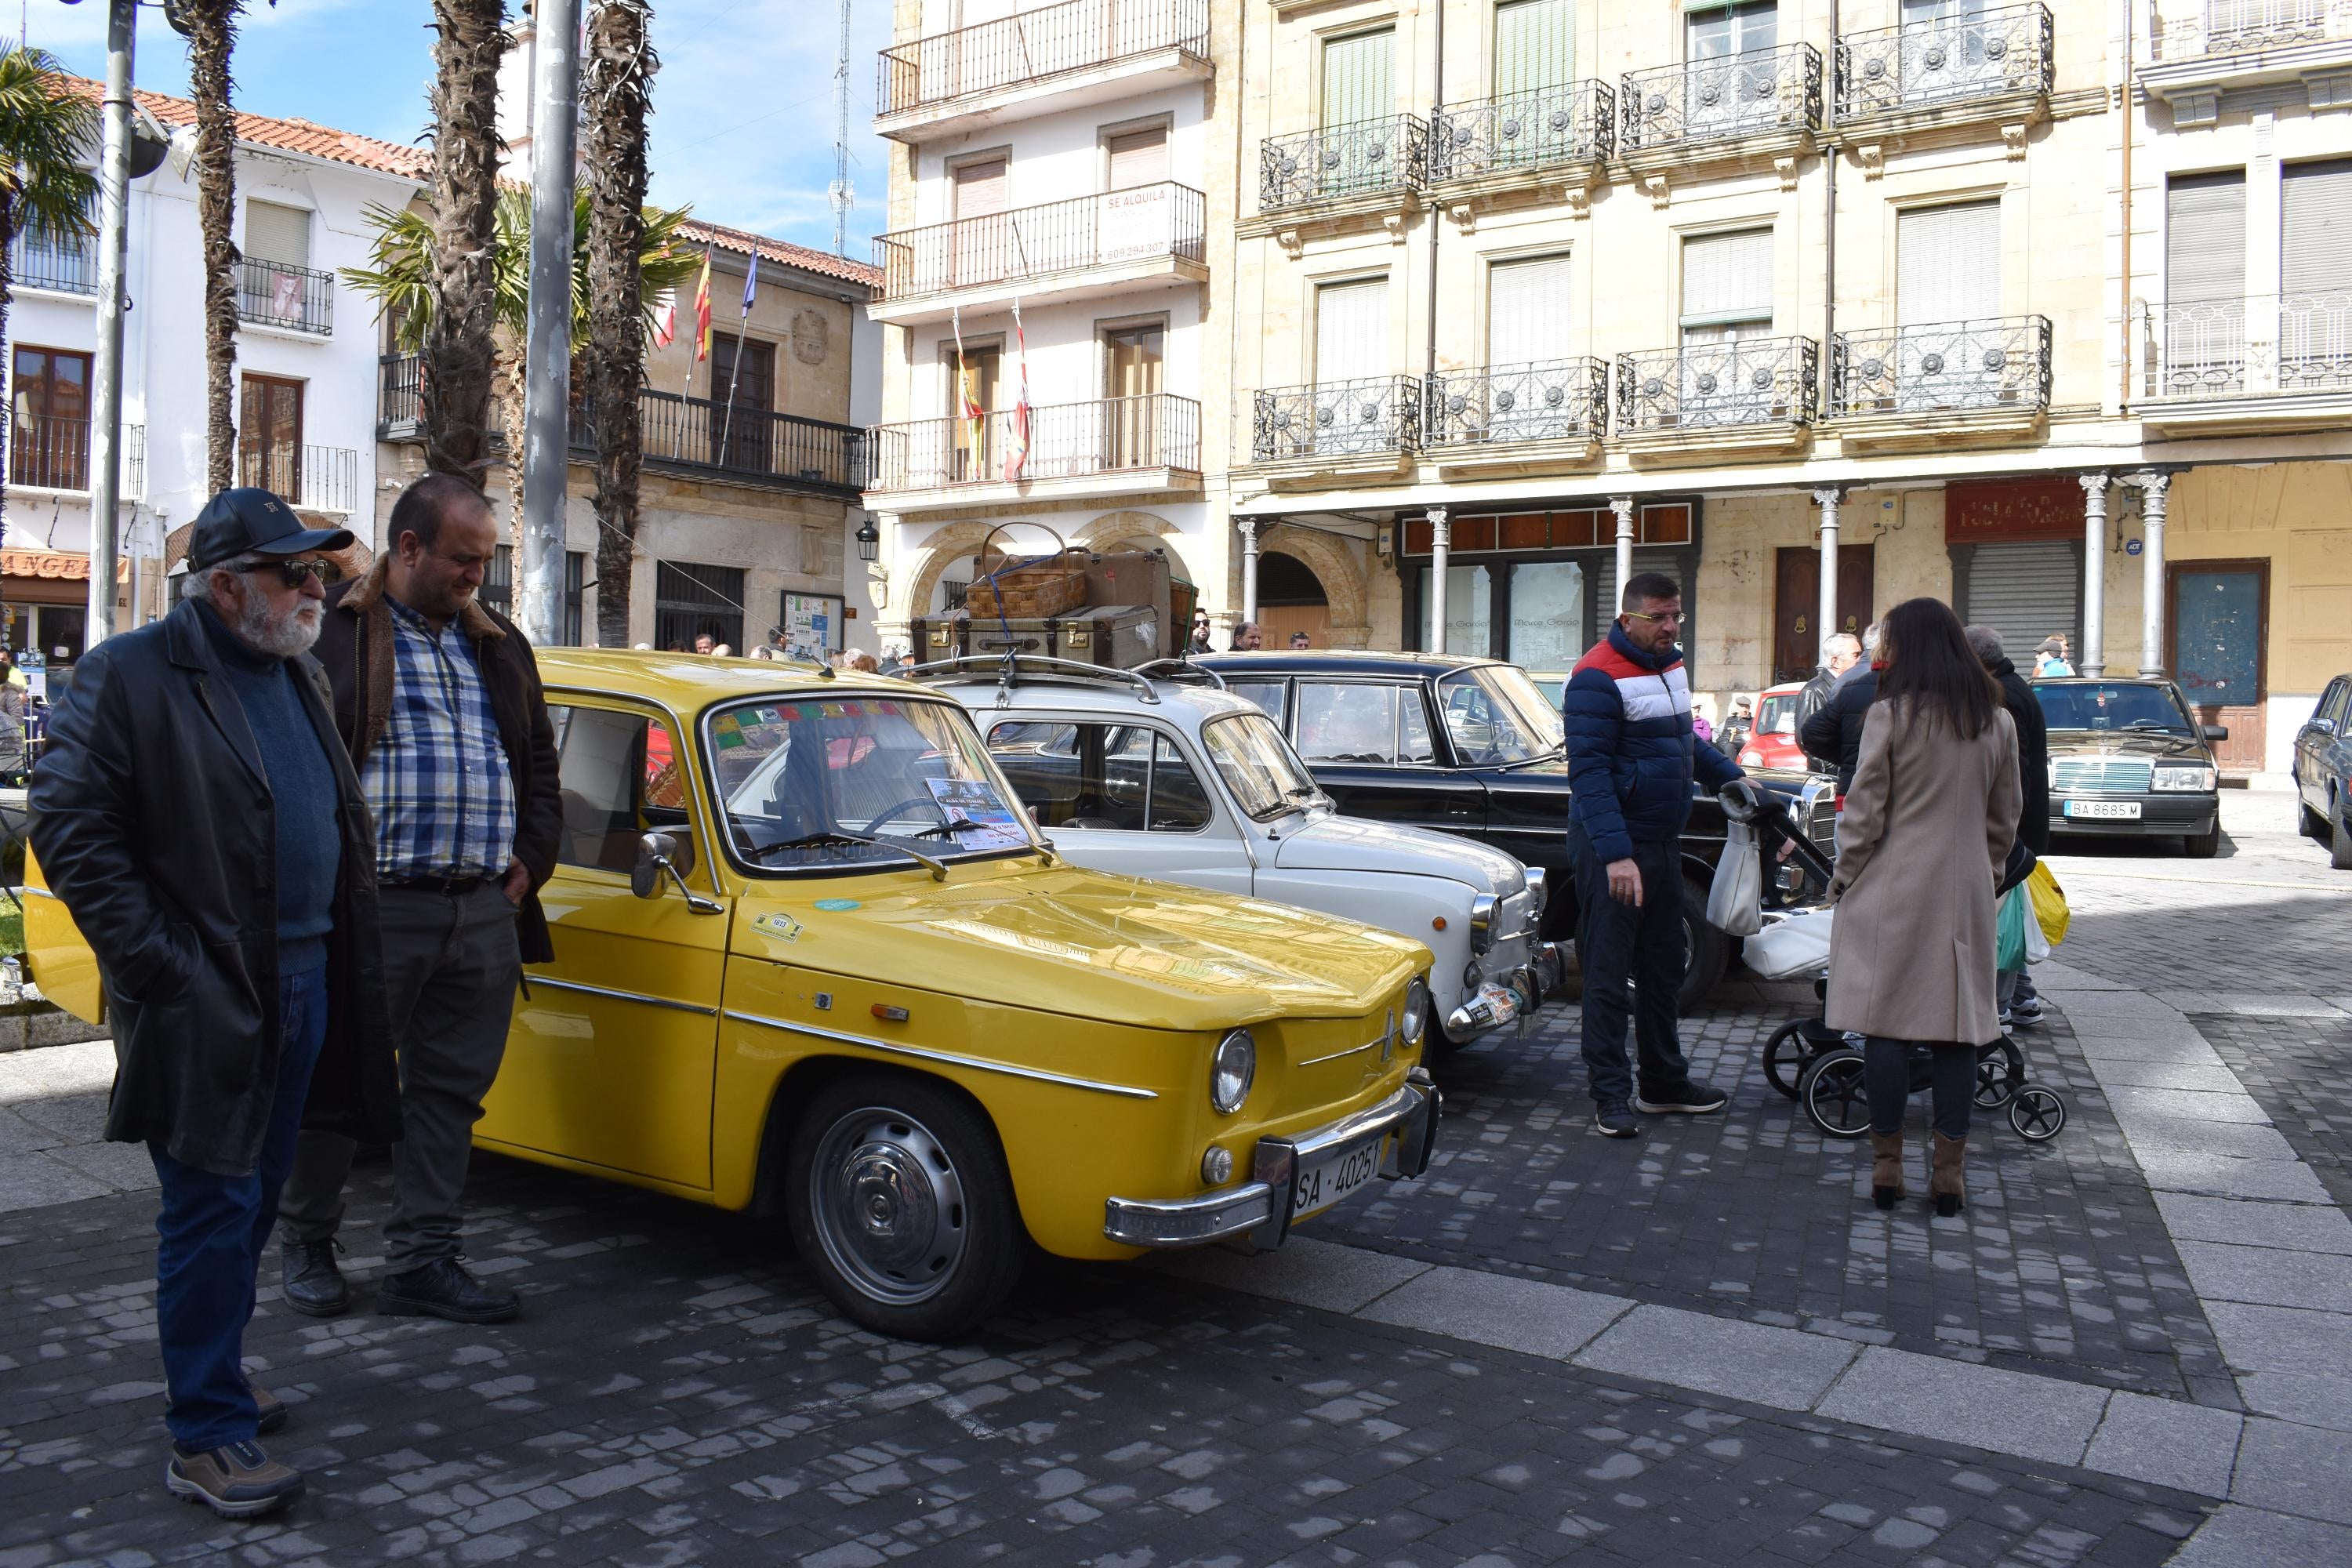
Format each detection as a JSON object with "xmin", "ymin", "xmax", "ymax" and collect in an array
[
  {"xmin": 243, "ymin": 558, "xmax": 341, "ymax": 589},
  {"xmin": 1623, "ymin": 609, "xmax": 1683, "ymax": 626}
]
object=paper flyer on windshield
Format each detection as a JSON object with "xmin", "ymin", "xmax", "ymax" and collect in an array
[{"xmin": 925, "ymin": 777, "xmax": 1030, "ymax": 851}]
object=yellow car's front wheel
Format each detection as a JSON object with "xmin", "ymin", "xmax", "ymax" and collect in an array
[{"xmin": 786, "ymin": 1070, "xmax": 1025, "ymax": 1341}]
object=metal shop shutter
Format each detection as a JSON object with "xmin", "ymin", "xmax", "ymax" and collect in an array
[
  {"xmin": 1899, "ymin": 200, "xmax": 2000, "ymax": 325},
  {"xmin": 1494, "ymin": 0, "xmax": 1576, "ymax": 99},
  {"xmin": 1315, "ymin": 277, "xmax": 1389, "ymax": 385},
  {"xmin": 1681, "ymin": 228, "xmax": 1773, "ymax": 328},
  {"xmin": 1593, "ymin": 546, "xmax": 1685, "ymax": 628},
  {"xmin": 2165, "ymin": 170, "xmax": 2246, "ymax": 303},
  {"xmin": 1322, "ymin": 28, "xmax": 1395, "ymax": 129},
  {"xmin": 2283, "ymin": 158, "xmax": 2352, "ymax": 296},
  {"xmin": 245, "ymin": 200, "xmax": 310, "ymax": 269},
  {"xmin": 1962, "ymin": 541, "xmax": 2080, "ymax": 665},
  {"xmin": 1488, "ymin": 253, "xmax": 1573, "ymax": 365}
]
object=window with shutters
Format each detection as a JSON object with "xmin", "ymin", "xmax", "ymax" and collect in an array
[
  {"xmin": 244, "ymin": 200, "xmax": 310, "ymax": 268},
  {"xmin": 1483, "ymin": 254, "xmax": 1581, "ymax": 440},
  {"xmin": 1105, "ymin": 125, "xmax": 1167, "ymax": 190},
  {"xmin": 1893, "ymin": 201, "xmax": 2002, "ymax": 409},
  {"xmin": 1494, "ymin": 0, "xmax": 1575, "ymax": 98},
  {"xmin": 1318, "ymin": 29, "xmax": 1397, "ymax": 198},
  {"xmin": 9, "ymin": 346, "xmax": 92, "ymax": 491},
  {"xmin": 238, "ymin": 199, "xmax": 329, "ymax": 333},
  {"xmin": 2161, "ymin": 170, "xmax": 2248, "ymax": 395},
  {"xmin": 710, "ymin": 332, "xmax": 777, "ymax": 471},
  {"xmin": 238, "ymin": 374, "xmax": 305, "ymax": 504},
  {"xmin": 1305, "ymin": 278, "xmax": 1396, "ymax": 454},
  {"xmin": 2280, "ymin": 158, "xmax": 2352, "ymax": 391},
  {"xmin": 949, "ymin": 157, "xmax": 1009, "ymax": 288},
  {"xmin": 1679, "ymin": 229, "xmax": 1775, "ymax": 422},
  {"xmin": 1685, "ymin": 1, "xmax": 1779, "ymax": 140}
]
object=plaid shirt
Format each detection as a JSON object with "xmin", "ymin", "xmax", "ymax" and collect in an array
[{"xmin": 363, "ymin": 596, "xmax": 517, "ymax": 882}]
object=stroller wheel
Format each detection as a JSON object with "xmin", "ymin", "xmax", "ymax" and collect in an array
[
  {"xmin": 2009, "ymin": 1086, "xmax": 2067, "ymax": 1142},
  {"xmin": 1762, "ymin": 1018, "xmax": 1813, "ymax": 1102},
  {"xmin": 1973, "ymin": 1038, "xmax": 2026, "ymax": 1110},
  {"xmin": 1798, "ymin": 1047, "xmax": 1872, "ymax": 1140}
]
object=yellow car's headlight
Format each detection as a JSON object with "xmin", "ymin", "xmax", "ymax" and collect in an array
[
  {"xmin": 1399, "ymin": 978, "xmax": 1430, "ymax": 1047},
  {"xmin": 1210, "ymin": 1029, "xmax": 1255, "ymax": 1115}
]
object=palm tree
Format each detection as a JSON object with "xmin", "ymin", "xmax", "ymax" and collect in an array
[
  {"xmin": 582, "ymin": 0, "xmax": 659, "ymax": 650},
  {"xmin": 169, "ymin": 0, "xmax": 244, "ymax": 494},
  {"xmin": 0, "ymin": 47, "xmax": 100, "ymax": 525},
  {"xmin": 422, "ymin": 0, "xmax": 509, "ymax": 488}
]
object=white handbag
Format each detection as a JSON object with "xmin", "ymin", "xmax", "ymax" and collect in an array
[{"xmin": 1705, "ymin": 818, "xmax": 1764, "ymax": 937}]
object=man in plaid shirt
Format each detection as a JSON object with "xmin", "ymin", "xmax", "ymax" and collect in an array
[{"xmin": 279, "ymin": 474, "xmax": 561, "ymax": 1324}]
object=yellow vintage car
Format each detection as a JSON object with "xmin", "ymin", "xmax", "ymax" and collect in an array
[{"xmin": 24, "ymin": 650, "xmax": 1439, "ymax": 1340}]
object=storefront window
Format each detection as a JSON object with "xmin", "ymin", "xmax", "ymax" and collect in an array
[
  {"xmin": 1508, "ymin": 560, "xmax": 1584, "ymax": 673},
  {"xmin": 1415, "ymin": 563, "xmax": 1492, "ymax": 656}
]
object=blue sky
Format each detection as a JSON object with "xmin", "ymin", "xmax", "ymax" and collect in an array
[{"xmin": 25, "ymin": 0, "xmax": 894, "ymax": 256}]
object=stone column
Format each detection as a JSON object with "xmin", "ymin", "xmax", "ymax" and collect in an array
[
  {"xmin": 1237, "ymin": 517, "xmax": 1261, "ymax": 630},
  {"xmin": 1813, "ymin": 486, "xmax": 1845, "ymax": 666},
  {"xmin": 1427, "ymin": 507, "xmax": 1451, "ymax": 654},
  {"xmin": 2137, "ymin": 470, "xmax": 2171, "ymax": 677},
  {"xmin": 1608, "ymin": 495, "xmax": 1635, "ymax": 616},
  {"xmin": 2079, "ymin": 474, "xmax": 2111, "ymax": 678}
]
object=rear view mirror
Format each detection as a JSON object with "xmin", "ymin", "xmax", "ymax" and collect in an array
[
  {"xmin": 631, "ymin": 831, "xmax": 681, "ymax": 898},
  {"xmin": 2201, "ymin": 724, "xmax": 2230, "ymax": 743}
]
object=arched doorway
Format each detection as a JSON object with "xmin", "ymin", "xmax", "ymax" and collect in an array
[{"xmin": 1255, "ymin": 550, "xmax": 1330, "ymax": 648}]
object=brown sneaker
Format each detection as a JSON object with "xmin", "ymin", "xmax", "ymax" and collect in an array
[{"xmin": 165, "ymin": 1439, "xmax": 304, "ymax": 1519}]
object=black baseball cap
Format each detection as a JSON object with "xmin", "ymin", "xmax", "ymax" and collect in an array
[{"xmin": 186, "ymin": 487, "xmax": 353, "ymax": 572}]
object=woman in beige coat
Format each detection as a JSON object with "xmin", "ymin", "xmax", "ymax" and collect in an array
[{"xmin": 1825, "ymin": 597, "xmax": 2022, "ymax": 1217}]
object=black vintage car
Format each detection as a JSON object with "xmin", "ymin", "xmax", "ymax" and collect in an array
[
  {"xmin": 1196, "ymin": 650, "xmax": 1836, "ymax": 1008},
  {"xmin": 2034, "ymin": 677, "xmax": 2227, "ymax": 857}
]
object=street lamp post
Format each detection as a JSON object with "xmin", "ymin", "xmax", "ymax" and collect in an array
[{"xmin": 519, "ymin": 0, "xmax": 583, "ymax": 648}]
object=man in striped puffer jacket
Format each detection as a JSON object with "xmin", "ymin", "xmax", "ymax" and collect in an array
[{"xmin": 1563, "ymin": 571, "xmax": 1748, "ymax": 1140}]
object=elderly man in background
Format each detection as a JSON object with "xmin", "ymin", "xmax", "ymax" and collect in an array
[
  {"xmin": 31, "ymin": 488, "xmax": 399, "ymax": 1518},
  {"xmin": 1230, "ymin": 621, "xmax": 1265, "ymax": 651},
  {"xmin": 1797, "ymin": 633, "xmax": 1860, "ymax": 770}
]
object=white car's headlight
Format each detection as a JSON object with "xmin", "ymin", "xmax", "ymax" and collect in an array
[
  {"xmin": 1210, "ymin": 1029, "xmax": 1255, "ymax": 1115},
  {"xmin": 1468, "ymin": 894, "xmax": 1499, "ymax": 954},
  {"xmin": 1740, "ymin": 750, "xmax": 1763, "ymax": 768},
  {"xmin": 1399, "ymin": 978, "xmax": 1430, "ymax": 1047},
  {"xmin": 1522, "ymin": 866, "xmax": 1548, "ymax": 918},
  {"xmin": 2152, "ymin": 764, "xmax": 2216, "ymax": 792}
]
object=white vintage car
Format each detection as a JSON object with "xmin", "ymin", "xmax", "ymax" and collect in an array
[{"xmin": 920, "ymin": 658, "xmax": 1557, "ymax": 1046}]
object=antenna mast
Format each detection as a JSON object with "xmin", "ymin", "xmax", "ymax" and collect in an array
[{"xmin": 829, "ymin": 0, "xmax": 853, "ymax": 256}]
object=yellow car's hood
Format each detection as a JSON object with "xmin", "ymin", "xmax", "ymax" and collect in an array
[{"xmin": 732, "ymin": 863, "xmax": 1427, "ymax": 1032}]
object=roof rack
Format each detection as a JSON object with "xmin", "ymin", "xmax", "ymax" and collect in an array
[
  {"xmin": 1133, "ymin": 658, "xmax": 1227, "ymax": 691},
  {"xmin": 902, "ymin": 652, "xmax": 1162, "ymax": 706}
]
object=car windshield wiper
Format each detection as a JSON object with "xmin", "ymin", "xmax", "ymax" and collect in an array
[
  {"xmin": 902, "ymin": 818, "xmax": 1000, "ymax": 840},
  {"xmin": 750, "ymin": 829, "xmax": 949, "ymax": 881}
]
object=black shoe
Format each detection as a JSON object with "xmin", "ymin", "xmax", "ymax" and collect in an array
[
  {"xmin": 2009, "ymin": 996, "xmax": 2045, "ymax": 1026},
  {"xmin": 1595, "ymin": 1102, "xmax": 1644, "ymax": 1138},
  {"xmin": 166, "ymin": 1439, "xmax": 303, "ymax": 1519},
  {"xmin": 376, "ymin": 1256, "xmax": 519, "ymax": 1324},
  {"xmin": 1634, "ymin": 1079, "xmax": 1728, "ymax": 1115},
  {"xmin": 278, "ymin": 1239, "xmax": 350, "ymax": 1319},
  {"xmin": 252, "ymin": 1383, "xmax": 286, "ymax": 1436}
]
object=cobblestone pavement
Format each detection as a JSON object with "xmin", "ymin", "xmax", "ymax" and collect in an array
[{"xmin": 2194, "ymin": 1011, "xmax": 2352, "ymax": 1209}]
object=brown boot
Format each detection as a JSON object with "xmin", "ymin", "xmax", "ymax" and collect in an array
[
  {"xmin": 1930, "ymin": 1131, "xmax": 1969, "ymax": 1217},
  {"xmin": 1869, "ymin": 1132, "xmax": 1905, "ymax": 1210}
]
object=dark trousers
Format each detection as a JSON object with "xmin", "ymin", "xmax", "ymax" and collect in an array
[
  {"xmin": 280, "ymin": 884, "xmax": 519, "ymax": 1270},
  {"xmin": 1569, "ymin": 826, "xmax": 1691, "ymax": 1109},
  {"xmin": 1864, "ymin": 1037, "xmax": 1974, "ymax": 1141},
  {"xmin": 151, "ymin": 962, "xmax": 327, "ymax": 1450}
]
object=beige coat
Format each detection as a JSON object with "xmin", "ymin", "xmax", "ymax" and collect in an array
[{"xmin": 1825, "ymin": 698, "xmax": 2022, "ymax": 1045}]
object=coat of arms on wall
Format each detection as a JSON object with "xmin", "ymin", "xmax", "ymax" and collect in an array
[{"xmin": 791, "ymin": 308, "xmax": 829, "ymax": 365}]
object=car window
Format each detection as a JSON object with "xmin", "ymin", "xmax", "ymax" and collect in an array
[
  {"xmin": 1295, "ymin": 681, "xmax": 1417, "ymax": 765},
  {"xmin": 2032, "ymin": 683, "xmax": 2195, "ymax": 735},
  {"xmin": 1759, "ymin": 691, "xmax": 1801, "ymax": 736},
  {"xmin": 2323, "ymin": 679, "xmax": 2352, "ymax": 728},
  {"xmin": 985, "ymin": 720, "xmax": 1210, "ymax": 833},
  {"xmin": 550, "ymin": 704, "xmax": 695, "ymax": 876},
  {"xmin": 1202, "ymin": 711, "xmax": 1323, "ymax": 819},
  {"xmin": 1225, "ymin": 678, "xmax": 1288, "ymax": 728},
  {"xmin": 1436, "ymin": 666, "xmax": 1559, "ymax": 764},
  {"xmin": 1152, "ymin": 735, "xmax": 1214, "ymax": 831}
]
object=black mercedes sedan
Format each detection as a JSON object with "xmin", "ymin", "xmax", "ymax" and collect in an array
[
  {"xmin": 1196, "ymin": 650, "xmax": 1837, "ymax": 1008},
  {"xmin": 2034, "ymin": 677, "xmax": 2227, "ymax": 858}
]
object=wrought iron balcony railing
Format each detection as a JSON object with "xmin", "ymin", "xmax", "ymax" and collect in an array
[
  {"xmin": 878, "ymin": 0, "xmax": 1209, "ymax": 118},
  {"xmin": 2139, "ymin": 294, "xmax": 2352, "ymax": 400},
  {"xmin": 1424, "ymin": 358, "xmax": 1610, "ymax": 448},
  {"xmin": 236, "ymin": 256, "xmax": 335, "ymax": 336},
  {"xmin": 238, "ymin": 443, "xmax": 361, "ymax": 514},
  {"xmin": 1428, "ymin": 82, "xmax": 1615, "ymax": 181},
  {"xmin": 1837, "ymin": 3, "xmax": 2053, "ymax": 119},
  {"xmin": 9, "ymin": 228, "xmax": 99, "ymax": 296},
  {"xmin": 1831, "ymin": 316, "xmax": 2053, "ymax": 416},
  {"xmin": 8, "ymin": 417, "xmax": 143, "ymax": 495},
  {"xmin": 1621, "ymin": 44, "xmax": 1823, "ymax": 154},
  {"xmin": 1259, "ymin": 114, "xmax": 1428, "ymax": 212},
  {"xmin": 1617, "ymin": 337, "xmax": 1820, "ymax": 433},
  {"xmin": 2149, "ymin": 0, "xmax": 2352, "ymax": 60},
  {"xmin": 1251, "ymin": 375, "xmax": 1420, "ymax": 462},
  {"xmin": 379, "ymin": 352, "xmax": 422, "ymax": 438},
  {"xmin": 866, "ymin": 392, "xmax": 1199, "ymax": 492},
  {"xmin": 874, "ymin": 182, "xmax": 1205, "ymax": 303}
]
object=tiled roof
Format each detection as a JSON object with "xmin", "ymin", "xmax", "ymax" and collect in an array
[
  {"xmin": 677, "ymin": 217, "xmax": 881, "ymax": 293},
  {"xmin": 58, "ymin": 75, "xmax": 432, "ymax": 183}
]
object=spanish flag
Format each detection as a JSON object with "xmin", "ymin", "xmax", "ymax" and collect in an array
[{"xmin": 691, "ymin": 246, "xmax": 713, "ymax": 361}]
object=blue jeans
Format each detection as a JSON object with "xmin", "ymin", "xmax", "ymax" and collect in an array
[
  {"xmin": 1570, "ymin": 827, "xmax": 1693, "ymax": 1109},
  {"xmin": 1864, "ymin": 1036, "xmax": 1974, "ymax": 1141},
  {"xmin": 149, "ymin": 964, "xmax": 328, "ymax": 1450}
]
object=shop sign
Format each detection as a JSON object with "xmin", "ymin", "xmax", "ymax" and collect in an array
[{"xmin": 1946, "ymin": 478, "xmax": 2085, "ymax": 543}]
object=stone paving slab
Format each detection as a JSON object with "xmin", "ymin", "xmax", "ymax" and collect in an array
[
  {"xmin": 2234, "ymin": 1369, "xmax": 2352, "ymax": 1434},
  {"xmin": 2203, "ymin": 1300, "xmax": 2352, "ymax": 1377},
  {"xmin": 2175, "ymin": 1239, "xmax": 2352, "ymax": 1312},
  {"xmin": 2154, "ymin": 1192, "xmax": 2352, "ymax": 1254},
  {"xmin": 2102, "ymin": 1086, "xmax": 2274, "ymax": 1127},
  {"xmin": 1572, "ymin": 1305, "xmax": 1857, "ymax": 1414},
  {"xmin": 1355, "ymin": 1265, "xmax": 1629, "ymax": 1362},
  {"xmin": 2132, "ymin": 1148, "xmax": 2333, "ymax": 1204},
  {"xmin": 2227, "ymin": 1416, "xmax": 2352, "ymax": 1527},
  {"xmin": 1149, "ymin": 1235, "xmax": 1430, "ymax": 1316},
  {"xmin": 1815, "ymin": 1346, "xmax": 2113, "ymax": 1467},
  {"xmin": 2193, "ymin": 1011, "xmax": 2352, "ymax": 1210},
  {"xmin": 2163, "ymin": 1504, "xmax": 2352, "ymax": 1566},
  {"xmin": 2082, "ymin": 1390, "xmax": 2244, "ymax": 1501}
]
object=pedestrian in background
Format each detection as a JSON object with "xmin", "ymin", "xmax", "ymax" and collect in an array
[
  {"xmin": 1187, "ymin": 612, "xmax": 1214, "ymax": 655},
  {"xmin": 31, "ymin": 489, "xmax": 400, "ymax": 1518},
  {"xmin": 278, "ymin": 474, "xmax": 562, "ymax": 1326},
  {"xmin": 1797, "ymin": 633, "xmax": 1860, "ymax": 769},
  {"xmin": 1967, "ymin": 623, "xmax": 2051, "ymax": 1028},
  {"xmin": 1563, "ymin": 572, "xmax": 1750, "ymax": 1138},
  {"xmin": 2034, "ymin": 636, "xmax": 2075, "ymax": 677},
  {"xmin": 1801, "ymin": 620, "xmax": 1882, "ymax": 796},
  {"xmin": 1827, "ymin": 597, "xmax": 2020, "ymax": 1218},
  {"xmin": 1289, "ymin": 630, "xmax": 1312, "ymax": 650},
  {"xmin": 1231, "ymin": 621, "xmax": 1265, "ymax": 651}
]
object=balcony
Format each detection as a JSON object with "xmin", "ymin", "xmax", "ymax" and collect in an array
[
  {"xmin": 1426, "ymin": 82, "xmax": 1615, "ymax": 222},
  {"xmin": 238, "ymin": 444, "xmax": 361, "ymax": 514},
  {"xmin": 1247, "ymin": 374, "xmax": 1420, "ymax": 488},
  {"xmin": 865, "ymin": 392, "xmax": 1199, "ymax": 513},
  {"xmin": 1620, "ymin": 45, "xmax": 1822, "ymax": 189},
  {"xmin": 1421, "ymin": 358, "xmax": 1610, "ymax": 476},
  {"xmin": 2143, "ymin": 2, "xmax": 2352, "ymax": 111},
  {"xmin": 1835, "ymin": 4, "xmax": 2053, "ymax": 142},
  {"xmin": 1615, "ymin": 336, "xmax": 1819, "ymax": 466},
  {"xmin": 876, "ymin": 0, "xmax": 1210, "ymax": 144},
  {"xmin": 1827, "ymin": 316, "xmax": 2053, "ymax": 450},
  {"xmin": 2133, "ymin": 294, "xmax": 2352, "ymax": 434},
  {"xmin": 378, "ymin": 352, "xmax": 869, "ymax": 498},
  {"xmin": 9, "ymin": 229, "xmax": 99, "ymax": 297},
  {"xmin": 1244, "ymin": 115, "xmax": 1427, "ymax": 249},
  {"xmin": 236, "ymin": 256, "xmax": 334, "ymax": 337},
  {"xmin": 870, "ymin": 183, "xmax": 1207, "ymax": 325},
  {"xmin": 8, "ymin": 417, "xmax": 143, "ymax": 496}
]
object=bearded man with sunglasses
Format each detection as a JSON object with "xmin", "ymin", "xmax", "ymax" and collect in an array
[{"xmin": 31, "ymin": 488, "xmax": 401, "ymax": 1517}]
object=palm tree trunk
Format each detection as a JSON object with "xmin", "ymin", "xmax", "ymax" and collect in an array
[
  {"xmin": 185, "ymin": 1, "xmax": 241, "ymax": 495},
  {"xmin": 2, "ymin": 193, "xmax": 17, "ymax": 637},
  {"xmin": 583, "ymin": 0, "xmax": 657, "ymax": 650},
  {"xmin": 424, "ymin": 0, "xmax": 509, "ymax": 488}
]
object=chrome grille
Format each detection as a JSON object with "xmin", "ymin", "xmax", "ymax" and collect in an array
[
  {"xmin": 2052, "ymin": 759, "xmax": 2152, "ymax": 793},
  {"xmin": 1806, "ymin": 783, "xmax": 1838, "ymax": 855}
]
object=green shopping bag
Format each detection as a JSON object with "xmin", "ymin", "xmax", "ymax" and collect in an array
[{"xmin": 1996, "ymin": 884, "xmax": 2028, "ymax": 973}]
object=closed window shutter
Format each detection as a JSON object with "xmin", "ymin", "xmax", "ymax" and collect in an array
[
  {"xmin": 953, "ymin": 159, "xmax": 1008, "ymax": 219},
  {"xmin": 1106, "ymin": 127, "xmax": 1168, "ymax": 190},
  {"xmin": 1488, "ymin": 254, "xmax": 1573, "ymax": 365},
  {"xmin": 2165, "ymin": 171, "xmax": 2246, "ymax": 304},
  {"xmin": 2283, "ymin": 158, "xmax": 2352, "ymax": 296},
  {"xmin": 1494, "ymin": 0, "xmax": 1575, "ymax": 98},
  {"xmin": 245, "ymin": 200, "xmax": 310, "ymax": 269},
  {"xmin": 1962, "ymin": 542, "xmax": 2079, "ymax": 663},
  {"xmin": 1681, "ymin": 228, "xmax": 1773, "ymax": 327},
  {"xmin": 1322, "ymin": 28, "xmax": 1394, "ymax": 130},
  {"xmin": 1316, "ymin": 278, "xmax": 1388, "ymax": 384},
  {"xmin": 1898, "ymin": 201, "xmax": 2000, "ymax": 325},
  {"xmin": 1594, "ymin": 548, "xmax": 1684, "ymax": 632}
]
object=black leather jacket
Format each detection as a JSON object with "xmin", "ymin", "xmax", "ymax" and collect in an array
[
  {"xmin": 1799, "ymin": 666, "xmax": 1879, "ymax": 795},
  {"xmin": 29, "ymin": 601, "xmax": 401, "ymax": 1177}
]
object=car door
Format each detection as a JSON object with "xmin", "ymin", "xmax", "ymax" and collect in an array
[
  {"xmin": 2307, "ymin": 678, "xmax": 2352, "ymax": 815},
  {"xmin": 982, "ymin": 717, "xmax": 1251, "ymax": 896},
  {"xmin": 482, "ymin": 699, "xmax": 731, "ymax": 1190},
  {"xmin": 1289, "ymin": 677, "xmax": 1486, "ymax": 836}
]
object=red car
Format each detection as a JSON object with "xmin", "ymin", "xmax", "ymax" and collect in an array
[{"xmin": 1736, "ymin": 681, "xmax": 1812, "ymax": 772}]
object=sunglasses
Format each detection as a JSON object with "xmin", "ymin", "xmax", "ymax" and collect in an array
[
  {"xmin": 243, "ymin": 558, "xmax": 342, "ymax": 589},
  {"xmin": 1623, "ymin": 609, "xmax": 1683, "ymax": 626}
]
